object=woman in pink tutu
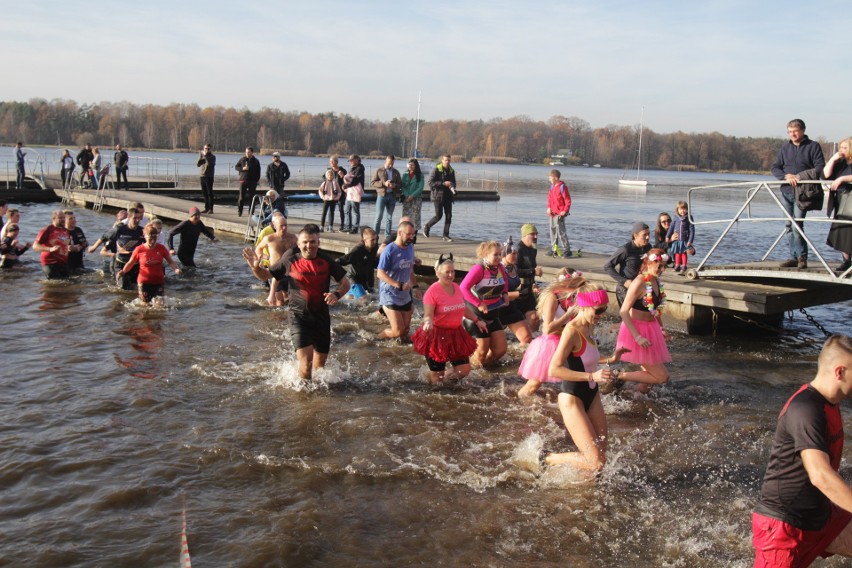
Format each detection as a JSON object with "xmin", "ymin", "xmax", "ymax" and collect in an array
[
  {"xmin": 412, "ymin": 253, "xmax": 488, "ymax": 385},
  {"xmin": 517, "ymin": 268, "xmax": 585, "ymax": 398},
  {"xmin": 616, "ymin": 248, "xmax": 672, "ymax": 393},
  {"xmin": 542, "ymin": 283, "xmax": 629, "ymax": 474}
]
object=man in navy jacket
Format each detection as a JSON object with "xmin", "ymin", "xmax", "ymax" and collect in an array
[{"xmin": 770, "ymin": 119, "xmax": 825, "ymax": 269}]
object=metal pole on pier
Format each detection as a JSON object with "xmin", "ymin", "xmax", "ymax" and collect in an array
[{"xmin": 413, "ymin": 90, "xmax": 421, "ymax": 159}]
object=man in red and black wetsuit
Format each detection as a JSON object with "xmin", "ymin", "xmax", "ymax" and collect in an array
[
  {"xmin": 32, "ymin": 209, "xmax": 70, "ymax": 279},
  {"xmin": 242, "ymin": 223, "xmax": 350, "ymax": 380},
  {"xmin": 753, "ymin": 334, "xmax": 852, "ymax": 567}
]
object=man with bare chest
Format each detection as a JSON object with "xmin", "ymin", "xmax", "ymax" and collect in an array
[{"xmin": 255, "ymin": 215, "xmax": 296, "ymax": 306}]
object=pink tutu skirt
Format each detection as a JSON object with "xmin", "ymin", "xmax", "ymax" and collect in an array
[
  {"xmin": 412, "ymin": 325, "xmax": 477, "ymax": 362},
  {"xmin": 616, "ymin": 319, "xmax": 672, "ymax": 366},
  {"xmin": 517, "ymin": 333, "xmax": 562, "ymax": 383}
]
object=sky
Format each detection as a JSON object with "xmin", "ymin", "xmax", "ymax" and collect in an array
[{"xmin": 2, "ymin": 0, "xmax": 849, "ymax": 140}]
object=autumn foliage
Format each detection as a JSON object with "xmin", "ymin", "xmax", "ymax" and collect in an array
[{"xmin": 0, "ymin": 99, "xmax": 811, "ymax": 172}]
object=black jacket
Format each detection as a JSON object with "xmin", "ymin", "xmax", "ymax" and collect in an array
[
  {"xmin": 266, "ymin": 161, "xmax": 291, "ymax": 188},
  {"xmin": 236, "ymin": 156, "xmax": 261, "ymax": 184}
]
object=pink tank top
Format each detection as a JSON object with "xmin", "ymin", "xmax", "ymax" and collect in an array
[{"xmin": 573, "ymin": 335, "xmax": 600, "ymax": 387}]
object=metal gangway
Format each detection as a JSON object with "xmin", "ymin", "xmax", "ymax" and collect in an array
[
  {"xmin": 93, "ymin": 164, "xmax": 115, "ymax": 212},
  {"xmin": 686, "ymin": 180, "xmax": 851, "ymax": 284},
  {"xmin": 243, "ymin": 194, "xmax": 268, "ymax": 243}
]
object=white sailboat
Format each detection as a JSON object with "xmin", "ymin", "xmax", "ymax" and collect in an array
[{"xmin": 619, "ymin": 106, "xmax": 648, "ymax": 189}]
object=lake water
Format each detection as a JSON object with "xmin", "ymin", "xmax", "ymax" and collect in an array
[{"xmin": 1, "ymin": 166, "xmax": 851, "ymax": 567}]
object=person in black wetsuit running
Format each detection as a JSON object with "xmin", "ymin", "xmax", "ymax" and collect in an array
[{"xmin": 168, "ymin": 207, "xmax": 218, "ymax": 268}]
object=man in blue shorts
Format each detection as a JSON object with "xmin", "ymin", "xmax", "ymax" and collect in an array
[
  {"xmin": 753, "ymin": 334, "xmax": 852, "ymax": 567},
  {"xmin": 242, "ymin": 224, "xmax": 349, "ymax": 380},
  {"xmin": 376, "ymin": 219, "xmax": 421, "ymax": 341}
]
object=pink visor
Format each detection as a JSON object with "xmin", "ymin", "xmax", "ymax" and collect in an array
[{"xmin": 575, "ymin": 289, "xmax": 609, "ymax": 308}]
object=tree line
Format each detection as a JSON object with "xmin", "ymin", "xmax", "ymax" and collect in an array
[{"xmin": 0, "ymin": 98, "xmax": 826, "ymax": 172}]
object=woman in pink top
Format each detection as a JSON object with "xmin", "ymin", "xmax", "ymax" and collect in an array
[
  {"xmin": 460, "ymin": 241, "xmax": 510, "ymax": 367},
  {"xmin": 412, "ymin": 253, "xmax": 487, "ymax": 385}
]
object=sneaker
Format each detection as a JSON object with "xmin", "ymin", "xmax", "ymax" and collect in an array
[
  {"xmin": 563, "ymin": 250, "xmax": 573, "ymax": 258},
  {"xmin": 674, "ymin": 265, "xmax": 682, "ymax": 273},
  {"xmin": 797, "ymin": 256, "xmax": 808, "ymax": 269},
  {"xmin": 836, "ymin": 260, "xmax": 852, "ymax": 272},
  {"xmin": 779, "ymin": 259, "xmax": 798, "ymax": 268},
  {"xmin": 545, "ymin": 250, "xmax": 555, "ymax": 257},
  {"xmin": 443, "ymin": 236, "xmax": 453, "ymax": 242},
  {"xmin": 423, "ymin": 226, "xmax": 430, "ymax": 238}
]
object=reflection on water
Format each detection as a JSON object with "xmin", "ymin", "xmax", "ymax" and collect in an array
[{"xmin": 0, "ymin": 194, "xmax": 850, "ymax": 566}]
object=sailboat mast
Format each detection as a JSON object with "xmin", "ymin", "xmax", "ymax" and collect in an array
[
  {"xmin": 413, "ymin": 90, "xmax": 422, "ymax": 159},
  {"xmin": 637, "ymin": 106, "xmax": 644, "ymax": 179}
]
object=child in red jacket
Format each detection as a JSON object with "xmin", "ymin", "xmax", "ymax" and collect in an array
[{"xmin": 546, "ymin": 169, "xmax": 572, "ymax": 257}]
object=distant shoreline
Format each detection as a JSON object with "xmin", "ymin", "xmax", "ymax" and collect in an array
[{"xmin": 6, "ymin": 143, "xmax": 769, "ymax": 176}]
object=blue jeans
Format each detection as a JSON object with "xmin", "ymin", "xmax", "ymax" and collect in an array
[
  {"xmin": 781, "ymin": 189, "xmax": 807, "ymax": 260},
  {"xmin": 16, "ymin": 167, "xmax": 25, "ymax": 189},
  {"xmin": 374, "ymin": 194, "xmax": 396, "ymax": 237},
  {"xmin": 345, "ymin": 200, "xmax": 361, "ymax": 230}
]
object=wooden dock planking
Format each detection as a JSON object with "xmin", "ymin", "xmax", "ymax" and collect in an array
[{"xmin": 61, "ymin": 188, "xmax": 852, "ymax": 334}]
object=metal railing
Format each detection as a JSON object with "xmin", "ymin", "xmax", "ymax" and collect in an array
[
  {"xmin": 243, "ymin": 194, "xmax": 267, "ymax": 243},
  {"xmin": 128, "ymin": 156, "xmax": 178, "ymax": 188},
  {"xmin": 2, "ymin": 148, "xmax": 46, "ymax": 189},
  {"xmin": 686, "ymin": 180, "xmax": 851, "ymax": 283},
  {"xmin": 171, "ymin": 163, "xmax": 502, "ymax": 192}
]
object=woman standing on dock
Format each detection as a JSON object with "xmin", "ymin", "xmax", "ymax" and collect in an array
[
  {"xmin": 60, "ymin": 149, "xmax": 75, "ymax": 189},
  {"xmin": 823, "ymin": 137, "xmax": 852, "ymax": 273},
  {"xmin": 401, "ymin": 159, "xmax": 424, "ymax": 234},
  {"xmin": 90, "ymin": 148, "xmax": 102, "ymax": 189},
  {"xmin": 616, "ymin": 249, "xmax": 671, "ymax": 392}
]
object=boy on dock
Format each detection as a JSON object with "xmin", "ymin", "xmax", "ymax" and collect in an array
[{"xmin": 546, "ymin": 169, "xmax": 572, "ymax": 257}]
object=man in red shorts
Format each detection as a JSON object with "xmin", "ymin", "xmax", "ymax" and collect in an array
[
  {"xmin": 242, "ymin": 223, "xmax": 349, "ymax": 380},
  {"xmin": 753, "ymin": 334, "xmax": 852, "ymax": 567}
]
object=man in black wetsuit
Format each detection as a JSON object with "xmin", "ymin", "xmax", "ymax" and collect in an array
[
  {"xmin": 168, "ymin": 207, "xmax": 218, "ymax": 267},
  {"xmin": 517, "ymin": 223, "xmax": 544, "ymax": 331},
  {"xmin": 107, "ymin": 207, "xmax": 145, "ymax": 290},
  {"xmin": 604, "ymin": 222, "xmax": 651, "ymax": 306},
  {"xmin": 242, "ymin": 224, "xmax": 350, "ymax": 380}
]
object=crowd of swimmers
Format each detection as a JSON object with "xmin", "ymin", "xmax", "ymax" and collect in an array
[
  {"xmin": 237, "ymin": 202, "xmax": 679, "ymax": 481},
  {"xmin": 0, "ymin": 199, "xmax": 217, "ymax": 307}
]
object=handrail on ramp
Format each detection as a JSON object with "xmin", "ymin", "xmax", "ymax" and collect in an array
[{"xmin": 685, "ymin": 180, "xmax": 851, "ymax": 284}]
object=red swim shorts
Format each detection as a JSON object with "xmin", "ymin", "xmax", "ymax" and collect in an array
[{"xmin": 752, "ymin": 506, "xmax": 852, "ymax": 567}]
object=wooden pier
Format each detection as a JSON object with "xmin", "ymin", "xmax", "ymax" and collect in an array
[{"xmin": 56, "ymin": 187, "xmax": 852, "ymax": 335}]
